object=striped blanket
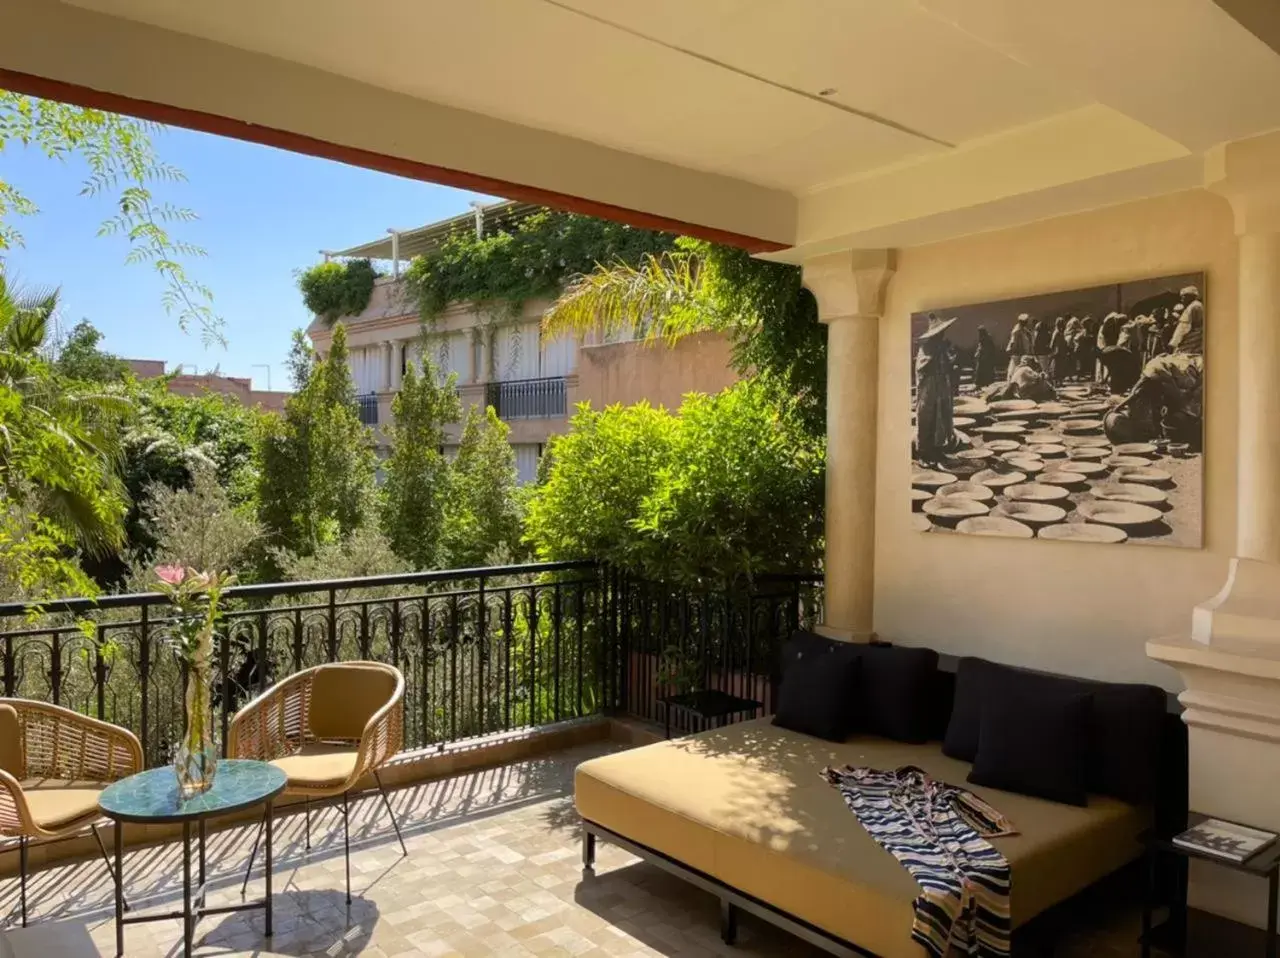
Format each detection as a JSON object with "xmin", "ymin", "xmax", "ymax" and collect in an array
[{"xmin": 822, "ymin": 765, "xmax": 1017, "ymax": 958}]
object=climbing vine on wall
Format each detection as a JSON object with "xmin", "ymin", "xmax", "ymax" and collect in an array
[
  {"xmin": 401, "ymin": 208, "xmax": 677, "ymax": 321},
  {"xmin": 298, "ymin": 258, "xmax": 378, "ymax": 324}
]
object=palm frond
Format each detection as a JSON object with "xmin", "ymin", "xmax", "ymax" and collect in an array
[{"xmin": 542, "ymin": 251, "xmax": 725, "ymax": 345}]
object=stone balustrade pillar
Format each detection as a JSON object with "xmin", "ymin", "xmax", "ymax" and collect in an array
[{"xmin": 802, "ymin": 250, "xmax": 896, "ymax": 642}]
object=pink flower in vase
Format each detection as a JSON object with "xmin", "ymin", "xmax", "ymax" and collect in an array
[{"xmin": 155, "ymin": 564, "xmax": 186, "ymax": 586}]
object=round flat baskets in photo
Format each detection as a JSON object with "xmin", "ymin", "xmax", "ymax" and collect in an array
[
  {"xmin": 1057, "ymin": 385, "xmax": 1093, "ymax": 400},
  {"xmin": 954, "ymin": 448, "xmax": 995, "ymax": 461},
  {"xmin": 984, "ymin": 439, "xmax": 1023, "ymax": 453},
  {"xmin": 1061, "ymin": 418, "xmax": 1105, "ymax": 434},
  {"xmin": 1000, "ymin": 450, "xmax": 1040, "ymax": 463},
  {"xmin": 1003, "ymin": 456, "xmax": 1045, "ymax": 473},
  {"xmin": 912, "ymin": 469, "xmax": 957, "ymax": 489},
  {"xmin": 1027, "ymin": 443, "xmax": 1068, "ymax": 457},
  {"xmin": 1113, "ymin": 442, "xmax": 1158, "ymax": 456},
  {"xmin": 1038, "ymin": 522, "xmax": 1128, "ymax": 544},
  {"xmin": 910, "ymin": 513, "xmax": 933, "ymax": 533},
  {"xmin": 1067, "ymin": 446, "xmax": 1110, "ymax": 461},
  {"xmin": 1066, "ymin": 401, "xmax": 1114, "ymax": 416},
  {"xmin": 1024, "ymin": 431, "xmax": 1061, "ymax": 445},
  {"xmin": 971, "ymin": 469, "xmax": 1027, "ymax": 489},
  {"xmin": 1093, "ymin": 482, "xmax": 1169, "ymax": 506},
  {"xmin": 910, "ymin": 488, "xmax": 933, "ymax": 509},
  {"xmin": 938, "ymin": 481, "xmax": 996, "ymax": 502},
  {"xmin": 1004, "ymin": 482, "xmax": 1070, "ymax": 503},
  {"xmin": 988, "ymin": 399, "xmax": 1037, "ymax": 413},
  {"xmin": 1037, "ymin": 471, "xmax": 1089, "ymax": 488},
  {"xmin": 1107, "ymin": 455, "xmax": 1152, "ymax": 469},
  {"xmin": 1112, "ymin": 465, "xmax": 1173, "ymax": 485},
  {"xmin": 1032, "ymin": 402, "xmax": 1073, "ymax": 418},
  {"xmin": 993, "ymin": 501, "xmax": 1067, "ymax": 526},
  {"xmin": 1059, "ymin": 460, "xmax": 1108, "ymax": 476},
  {"xmin": 977, "ymin": 423, "xmax": 1027, "ymax": 436},
  {"xmin": 1062, "ymin": 435, "xmax": 1112, "ymax": 448},
  {"xmin": 1077, "ymin": 499, "xmax": 1164, "ymax": 527},
  {"xmin": 953, "ymin": 416, "xmax": 977, "ymax": 429},
  {"xmin": 923, "ymin": 497, "xmax": 990, "ymax": 520},
  {"xmin": 957, "ymin": 516, "xmax": 1034, "ymax": 538},
  {"xmin": 954, "ymin": 399, "xmax": 990, "ymax": 416}
]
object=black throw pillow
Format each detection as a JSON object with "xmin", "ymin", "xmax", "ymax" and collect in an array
[
  {"xmin": 942, "ymin": 656, "xmax": 989, "ymax": 761},
  {"xmin": 773, "ymin": 646, "xmax": 861, "ymax": 742},
  {"xmin": 859, "ymin": 644, "xmax": 940, "ymax": 744},
  {"xmin": 969, "ymin": 683, "xmax": 1092, "ymax": 807},
  {"xmin": 943, "ymin": 657, "xmax": 1167, "ymax": 804}
]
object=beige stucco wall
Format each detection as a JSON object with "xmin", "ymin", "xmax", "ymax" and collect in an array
[
  {"xmin": 574, "ymin": 331, "xmax": 737, "ymax": 412},
  {"xmin": 873, "ymin": 190, "xmax": 1238, "ymax": 689}
]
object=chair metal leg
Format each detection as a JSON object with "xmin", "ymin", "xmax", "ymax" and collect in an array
[
  {"xmin": 342, "ymin": 790, "xmax": 351, "ymax": 905},
  {"xmin": 241, "ymin": 809, "xmax": 266, "ymax": 897},
  {"xmin": 372, "ymin": 769, "xmax": 408, "ymax": 857},
  {"xmin": 91, "ymin": 825, "xmax": 130, "ymax": 911},
  {"xmin": 18, "ymin": 835, "xmax": 27, "ymax": 927}
]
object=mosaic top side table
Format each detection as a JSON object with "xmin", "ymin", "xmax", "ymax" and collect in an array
[{"xmin": 98, "ymin": 759, "xmax": 287, "ymax": 958}]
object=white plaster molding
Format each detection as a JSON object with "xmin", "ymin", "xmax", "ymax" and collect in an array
[
  {"xmin": 1190, "ymin": 558, "xmax": 1280, "ymax": 646},
  {"xmin": 1205, "ymin": 131, "xmax": 1280, "ymax": 236},
  {"xmin": 801, "ymin": 249, "xmax": 897, "ymax": 322}
]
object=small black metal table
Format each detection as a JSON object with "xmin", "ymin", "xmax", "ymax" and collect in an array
[
  {"xmin": 1142, "ymin": 812, "xmax": 1280, "ymax": 958},
  {"xmin": 98, "ymin": 759, "xmax": 288, "ymax": 958},
  {"xmin": 659, "ymin": 690, "xmax": 763, "ymax": 739}
]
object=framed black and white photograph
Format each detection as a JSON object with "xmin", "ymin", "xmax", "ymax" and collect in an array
[{"xmin": 910, "ymin": 273, "xmax": 1205, "ymax": 547}]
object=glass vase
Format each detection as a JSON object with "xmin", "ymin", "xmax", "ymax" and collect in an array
[{"xmin": 174, "ymin": 658, "xmax": 218, "ymax": 799}]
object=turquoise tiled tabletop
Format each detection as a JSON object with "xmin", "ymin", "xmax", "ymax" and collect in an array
[{"xmin": 99, "ymin": 759, "xmax": 287, "ymax": 824}]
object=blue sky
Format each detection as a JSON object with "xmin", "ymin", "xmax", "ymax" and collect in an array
[{"xmin": 2, "ymin": 123, "xmax": 496, "ymax": 391}]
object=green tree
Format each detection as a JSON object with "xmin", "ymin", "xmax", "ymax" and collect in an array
[
  {"xmin": 258, "ymin": 323, "xmax": 375, "ymax": 556},
  {"xmin": 636, "ymin": 379, "xmax": 823, "ymax": 585},
  {"xmin": 525, "ymin": 383, "xmax": 822, "ymax": 586},
  {"xmin": 542, "ymin": 238, "xmax": 826, "ymax": 437},
  {"xmin": 443, "ymin": 405, "xmax": 523, "ymax": 567},
  {"xmin": 0, "ymin": 273, "xmax": 128, "ymax": 554},
  {"xmin": 130, "ymin": 462, "xmax": 262, "ymax": 581},
  {"xmin": 50, "ymin": 319, "xmax": 130, "ymax": 383},
  {"xmin": 379, "ymin": 357, "xmax": 461, "ymax": 570},
  {"xmin": 0, "ymin": 92, "xmax": 219, "ymax": 341},
  {"xmin": 524, "ymin": 402, "xmax": 677, "ymax": 574}
]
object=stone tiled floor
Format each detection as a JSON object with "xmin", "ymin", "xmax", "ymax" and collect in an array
[{"xmin": 0, "ymin": 740, "xmax": 1153, "ymax": 957}]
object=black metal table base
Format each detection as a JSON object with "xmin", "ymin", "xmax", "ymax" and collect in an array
[{"xmin": 113, "ymin": 800, "xmax": 275, "ymax": 958}]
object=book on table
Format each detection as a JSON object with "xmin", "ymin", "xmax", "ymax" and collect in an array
[{"xmin": 1173, "ymin": 819, "xmax": 1278, "ymax": 864}]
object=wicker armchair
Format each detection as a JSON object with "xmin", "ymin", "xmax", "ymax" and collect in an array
[
  {"xmin": 0, "ymin": 699, "xmax": 142, "ymax": 926},
  {"xmin": 228, "ymin": 661, "xmax": 406, "ymax": 902}
]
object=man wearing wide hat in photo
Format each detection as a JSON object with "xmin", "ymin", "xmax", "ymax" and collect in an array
[{"xmin": 914, "ymin": 314, "xmax": 958, "ymax": 464}]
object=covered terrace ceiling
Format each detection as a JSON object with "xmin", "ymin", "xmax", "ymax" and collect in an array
[{"xmin": 5, "ymin": 0, "xmax": 1280, "ymax": 258}]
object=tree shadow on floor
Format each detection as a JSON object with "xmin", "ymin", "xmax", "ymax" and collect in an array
[{"xmin": 191, "ymin": 888, "xmax": 378, "ymax": 957}]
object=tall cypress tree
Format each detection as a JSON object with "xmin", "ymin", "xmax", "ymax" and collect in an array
[{"xmin": 379, "ymin": 355, "xmax": 461, "ymax": 570}]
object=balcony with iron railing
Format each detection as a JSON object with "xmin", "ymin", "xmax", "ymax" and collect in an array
[
  {"xmin": 484, "ymin": 377, "xmax": 567, "ymax": 420},
  {"xmin": 355, "ymin": 393, "xmax": 380, "ymax": 426},
  {"xmin": 0, "ymin": 562, "xmax": 823, "ymax": 766}
]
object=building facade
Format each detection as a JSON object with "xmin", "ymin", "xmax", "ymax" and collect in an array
[{"xmin": 306, "ymin": 204, "xmax": 737, "ymax": 483}]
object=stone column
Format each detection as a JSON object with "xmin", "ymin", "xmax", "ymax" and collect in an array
[
  {"xmin": 380, "ymin": 341, "xmax": 393, "ymax": 392},
  {"xmin": 391, "ymin": 342, "xmax": 405, "ymax": 391},
  {"xmin": 801, "ymin": 250, "xmax": 896, "ymax": 642},
  {"xmin": 1149, "ymin": 130, "xmax": 1280, "ymax": 930}
]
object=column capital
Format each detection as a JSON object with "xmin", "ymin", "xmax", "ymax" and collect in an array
[
  {"xmin": 1206, "ymin": 131, "xmax": 1280, "ymax": 236},
  {"xmin": 801, "ymin": 249, "xmax": 896, "ymax": 323}
]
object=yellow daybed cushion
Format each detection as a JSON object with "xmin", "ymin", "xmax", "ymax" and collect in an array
[{"xmin": 575, "ymin": 717, "xmax": 1149, "ymax": 958}]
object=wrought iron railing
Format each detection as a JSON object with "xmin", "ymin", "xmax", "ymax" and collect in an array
[
  {"xmin": 0, "ymin": 563, "xmax": 822, "ymax": 766},
  {"xmin": 485, "ymin": 377, "xmax": 567, "ymax": 420},
  {"xmin": 356, "ymin": 393, "xmax": 379, "ymax": 426}
]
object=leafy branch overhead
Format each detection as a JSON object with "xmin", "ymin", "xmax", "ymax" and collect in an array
[{"xmin": 0, "ymin": 92, "xmax": 221, "ymax": 344}]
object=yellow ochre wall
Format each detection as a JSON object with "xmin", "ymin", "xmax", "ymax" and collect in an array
[
  {"xmin": 575, "ymin": 331, "xmax": 738, "ymax": 412},
  {"xmin": 873, "ymin": 190, "xmax": 1237, "ymax": 689}
]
